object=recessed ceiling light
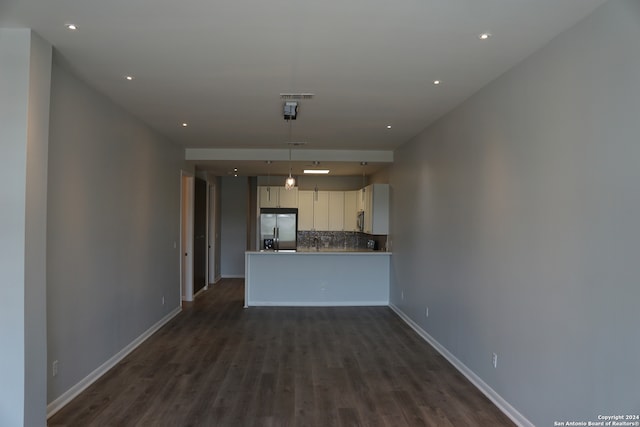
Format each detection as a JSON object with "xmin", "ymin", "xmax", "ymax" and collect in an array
[
  {"xmin": 65, "ymin": 24, "xmax": 78, "ymax": 31},
  {"xmin": 234, "ymin": 168, "xmax": 238, "ymax": 172},
  {"xmin": 181, "ymin": 122, "xmax": 188, "ymax": 127},
  {"xmin": 386, "ymin": 125, "xmax": 392, "ymax": 129},
  {"xmin": 304, "ymin": 170, "xmax": 330, "ymax": 174},
  {"xmin": 479, "ymin": 32, "xmax": 492, "ymax": 40},
  {"xmin": 125, "ymin": 75, "xmax": 134, "ymax": 81},
  {"xmin": 433, "ymin": 80, "xmax": 441, "ymax": 85}
]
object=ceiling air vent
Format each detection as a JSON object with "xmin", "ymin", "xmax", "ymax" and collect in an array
[{"xmin": 280, "ymin": 93, "xmax": 315, "ymax": 100}]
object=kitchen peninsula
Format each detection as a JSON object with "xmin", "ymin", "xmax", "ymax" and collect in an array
[
  {"xmin": 247, "ymin": 181, "xmax": 391, "ymax": 307},
  {"xmin": 244, "ymin": 250, "xmax": 391, "ymax": 307}
]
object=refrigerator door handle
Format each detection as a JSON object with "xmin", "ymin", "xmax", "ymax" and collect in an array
[{"xmin": 274, "ymin": 227, "xmax": 279, "ymax": 249}]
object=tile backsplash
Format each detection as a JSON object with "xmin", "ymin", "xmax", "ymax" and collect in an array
[{"xmin": 297, "ymin": 231, "xmax": 387, "ymax": 251}]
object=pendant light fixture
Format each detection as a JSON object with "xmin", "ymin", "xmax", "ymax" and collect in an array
[
  {"xmin": 285, "ymin": 176, "xmax": 296, "ymax": 190},
  {"xmin": 361, "ymin": 162, "xmax": 367, "ymax": 201},
  {"xmin": 313, "ymin": 161, "xmax": 319, "ymax": 201},
  {"xmin": 285, "ymin": 147, "xmax": 296, "ymax": 189},
  {"xmin": 266, "ymin": 160, "xmax": 272, "ymax": 201},
  {"xmin": 284, "ymin": 117, "xmax": 296, "ymax": 190}
]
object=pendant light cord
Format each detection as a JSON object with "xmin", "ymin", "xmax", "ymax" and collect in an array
[
  {"xmin": 284, "ymin": 118, "xmax": 296, "ymax": 190},
  {"xmin": 288, "ymin": 119, "xmax": 293, "ymax": 177}
]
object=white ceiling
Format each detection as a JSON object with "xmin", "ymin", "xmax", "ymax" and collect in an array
[{"xmin": 1, "ymin": 0, "xmax": 608, "ymax": 176}]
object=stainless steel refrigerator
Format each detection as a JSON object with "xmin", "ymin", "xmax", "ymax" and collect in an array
[{"xmin": 260, "ymin": 208, "xmax": 298, "ymax": 251}]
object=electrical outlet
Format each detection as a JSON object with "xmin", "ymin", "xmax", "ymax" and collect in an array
[
  {"xmin": 425, "ymin": 307, "xmax": 429, "ymax": 317},
  {"xmin": 492, "ymin": 353, "xmax": 498, "ymax": 368},
  {"xmin": 162, "ymin": 296, "xmax": 165, "ymax": 305},
  {"xmin": 52, "ymin": 360, "xmax": 58, "ymax": 377}
]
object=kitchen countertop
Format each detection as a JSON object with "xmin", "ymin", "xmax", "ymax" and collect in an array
[{"xmin": 248, "ymin": 249, "xmax": 391, "ymax": 255}]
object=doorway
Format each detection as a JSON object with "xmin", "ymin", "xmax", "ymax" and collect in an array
[
  {"xmin": 180, "ymin": 171, "xmax": 194, "ymax": 302},
  {"xmin": 193, "ymin": 177, "xmax": 207, "ymax": 295},
  {"xmin": 208, "ymin": 181, "xmax": 218, "ymax": 284}
]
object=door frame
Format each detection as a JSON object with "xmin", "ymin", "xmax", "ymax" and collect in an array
[
  {"xmin": 180, "ymin": 171, "xmax": 194, "ymax": 302},
  {"xmin": 207, "ymin": 180, "xmax": 216, "ymax": 286}
]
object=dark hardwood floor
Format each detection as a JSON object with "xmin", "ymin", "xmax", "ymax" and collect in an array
[{"xmin": 48, "ymin": 279, "xmax": 515, "ymax": 427}]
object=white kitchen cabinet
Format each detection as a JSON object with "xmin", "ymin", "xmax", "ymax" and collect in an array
[
  {"xmin": 328, "ymin": 191, "xmax": 345, "ymax": 231},
  {"xmin": 363, "ymin": 184, "xmax": 389, "ymax": 235},
  {"xmin": 277, "ymin": 186, "xmax": 298, "ymax": 208},
  {"xmin": 258, "ymin": 186, "xmax": 298, "ymax": 208},
  {"xmin": 298, "ymin": 190, "xmax": 336, "ymax": 231},
  {"xmin": 356, "ymin": 187, "xmax": 367, "ymax": 212},
  {"xmin": 344, "ymin": 191, "xmax": 358, "ymax": 231},
  {"xmin": 259, "ymin": 186, "xmax": 278, "ymax": 208},
  {"xmin": 269, "ymin": 186, "xmax": 387, "ymax": 233},
  {"xmin": 298, "ymin": 190, "xmax": 314, "ymax": 230},
  {"xmin": 313, "ymin": 191, "xmax": 329, "ymax": 231}
]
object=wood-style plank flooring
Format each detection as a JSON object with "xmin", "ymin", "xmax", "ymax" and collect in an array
[{"xmin": 48, "ymin": 279, "xmax": 514, "ymax": 427}]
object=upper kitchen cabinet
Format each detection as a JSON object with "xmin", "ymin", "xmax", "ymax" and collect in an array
[
  {"xmin": 356, "ymin": 187, "xmax": 368, "ymax": 213},
  {"xmin": 313, "ymin": 191, "xmax": 330, "ymax": 231},
  {"xmin": 344, "ymin": 191, "xmax": 359, "ymax": 231},
  {"xmin": 363, "ymin": 184, "xmax": 389, "ymax": 235},
  {"xmin": 258, "ymin": 186, "xmax": 298, "ymax": 208},
  {"xmin": 297, "ymin": 190, "xmax": 314, "ymax": 230},
  {"xmin": 259, "ymin": 186, "xmax": 278, "ymax": 208},
  {"xmin": 328, "ymin": 191, "xmax": 345, "ymax": 231},
  {"xmin": 278, "ymin": 186, "xmax": 298, "ymax": 208},
  {"xmin": 299, "ymin": 190, "xmax": 340, "ymax": 231},
  {"xmin": 298, "ymin": 190, "xmax": 328, "ymax": 231},
  {"xmin": 266, "ymin": 185, "xmax": 388, "ymax": 234}
]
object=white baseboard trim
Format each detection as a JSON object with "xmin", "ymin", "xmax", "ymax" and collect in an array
[
  {"xmin": 194, "ymin": 287, "xmax": 207, "ymax": 298},
  {"xmin": 46, "ymin": 306, "xmax": 182, "ymax": 419},
  {"xmin": 221, "ymin": 275, "xmax": 245, "ymax": 279},
  {"xmin": 247, "ymin": 300, "xmax": 388, "ymax": 307},
  {"xmin": 389, "ymin": 303, "xmax": 534, "ymax": 427}
]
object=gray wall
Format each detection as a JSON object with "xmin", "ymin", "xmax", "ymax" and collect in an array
[
  {"xmin": 0, "ymin": 29, "xmax": 31, "ymax": 426},
  {"xmin": 369, "ymin": 166, "xmax": 390, "ymax": 185},
  {"xmin": 220, "ymin": 177, "xmax": 249, "ymax": 277},
  {"xmin": 46, "ymin": 55, "xmax": 185, "ymax": 404},
  {"xmin": 24, "ymin": 30, "xmax": 52, "ymax": 427},
  {"xmin": 0, "ymin": 29, "xmax": 51, "ymax": 427},
  {"xmin": 248, "ymin": 177, "xmax": 258, "ymax": 251},
  {"xmin": 389, "ymin": 1, "xmax": 640, "ymax": 425}
]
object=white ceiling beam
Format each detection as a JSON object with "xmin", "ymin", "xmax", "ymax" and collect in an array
[{"xmin": 185, "ymin": 148, "xmax": 393, "ymax": 163}]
